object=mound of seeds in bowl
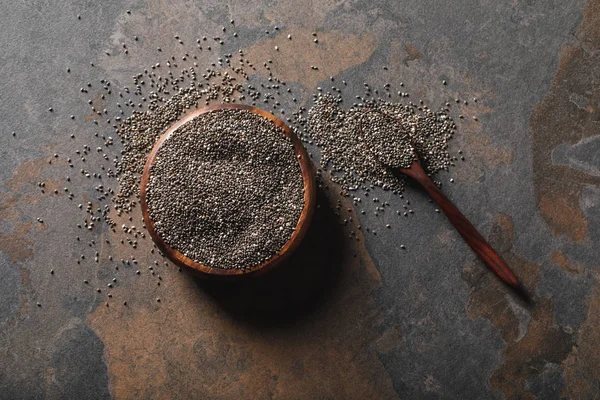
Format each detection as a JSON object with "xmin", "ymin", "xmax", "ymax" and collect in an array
[
  {"xmin": 308, "ymin": 94, "xmax": 456, "ymax": 193},
  {"xmin": 145, "ymin": 108, "xmax": 305, "ymax": 270}
]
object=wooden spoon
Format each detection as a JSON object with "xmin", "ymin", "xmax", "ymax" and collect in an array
[
  {"xmin": 398, "ymin": 156, "xmax": 528, "ymax": 296},
  {"xmin": 365, "ymin": 110, "xmax": 528, "ymax": 298}
]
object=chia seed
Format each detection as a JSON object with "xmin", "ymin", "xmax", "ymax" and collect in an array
[{"xmin": 307, "ymin": 94, "xmax": 455, "ymax": 193}]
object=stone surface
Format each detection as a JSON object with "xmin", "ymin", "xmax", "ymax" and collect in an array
[{"xmin": 1, "ymin": 0, "xmax": 599, "ymax": 399}]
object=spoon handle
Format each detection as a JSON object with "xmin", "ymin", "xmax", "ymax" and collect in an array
[{"xmin": 400, "ymin": 161, "xmax": 523, "ymax": 290}]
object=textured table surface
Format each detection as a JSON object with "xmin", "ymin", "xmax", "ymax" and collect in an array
[{"xmin": 1, "ymin": 0, "xmax": 599, "ymax": 399}]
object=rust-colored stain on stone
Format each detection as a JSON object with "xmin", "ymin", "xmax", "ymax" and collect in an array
[
  {"xmin": 453, "ymin": 128, "xmax": 514, "ymax": 184},
  {"xmin": 88, "ymin": 184, "xmax": 399, "ymax": 399},
  {"xmin": 551, "ymin": 250, "xmax": 585, "ymax": 274},
  {"xmin": 538, "ymin": 189, "xmax": 588, "ymax": 242},
  {"xmin": 0, "ymin": 158, "xmax": 53, "ymax": 326},
  {"xmin": 530, "ymin": 0, "xmax": 600, "ymax": 242},
  {"xmin": 453, "ymin": 93, "xmax": 513, "ymax": 184},
  {"xmin": 464, "ymin": 132, "xmax": 513, "ymax": 168},
  {"xmin": 245, "ymin": 29, "xmax": 377, "ymax": 90},
  {"xmin": 464, "ymin": 214, "xmax": 575, "ymax": 398},
  {"xmin": 1, "ymin": 159, "xmax": 45, "ymax": 220},
  {"xmin": 576, "ymin": 0, "xmax": 600, "ymax": 54},
  {"xmin": 402, "ymin": 44, "xmax": 422, "ymax": 66},
  {"xmin": 214, "ymin": 0, "xmax": 347, "ymax": 30},
  {"xmin": 489, "ymin": 298, "xmax": 573, "ymax": 399},
  {"xmin": 0, "ymin": 159, "xmax": 51, "ymax": 263},
  {"xmin": 390, "ymin": 41, "xmax": 421, "ymax": 70},
  {"xmin": 0, "ymin": 223, "xmax": 34, "ymax": 264}
]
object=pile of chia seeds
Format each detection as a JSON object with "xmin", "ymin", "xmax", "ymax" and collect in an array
[
  {"xmin": 145, "ymin": 109, "xmax": 304, "ymax": 270},
  {"xmin": 307, "ymin": 94, "xmax": 456, "ymax": 194}
]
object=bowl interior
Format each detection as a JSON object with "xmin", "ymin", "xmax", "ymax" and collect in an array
[{"xmin": 139, "ymin": 104, "xmax": 316, "ymax": 278}]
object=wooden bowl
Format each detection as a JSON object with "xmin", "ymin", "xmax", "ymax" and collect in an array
[{"xmin": 140, "ymin": 104, "xmax": 316, "ymax": 279}]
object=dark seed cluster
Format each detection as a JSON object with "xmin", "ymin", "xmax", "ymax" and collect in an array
[
  {"xmin": 146, "ymin": 109, "xmax": 304, "ymax": 270},
  {"xmin": 307, "ymin": 93, "xmax": 456, "ymax": 193}
]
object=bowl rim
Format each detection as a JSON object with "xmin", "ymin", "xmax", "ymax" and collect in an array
[{"xmin": 139, "ymin": 104, "xmax": 316, "ymax": 279}]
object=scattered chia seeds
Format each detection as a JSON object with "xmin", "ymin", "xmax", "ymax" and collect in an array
[
  {"xmin": 145, "ymin": 109, "xmax": 304, "ymax": 270},
  {"xmin": 111, "ymin": 70, "xmax": 246, "ymax": 222},
  {"xmin": 307, "ymin": 93, "xmax": 456, "ymax": 193}
]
